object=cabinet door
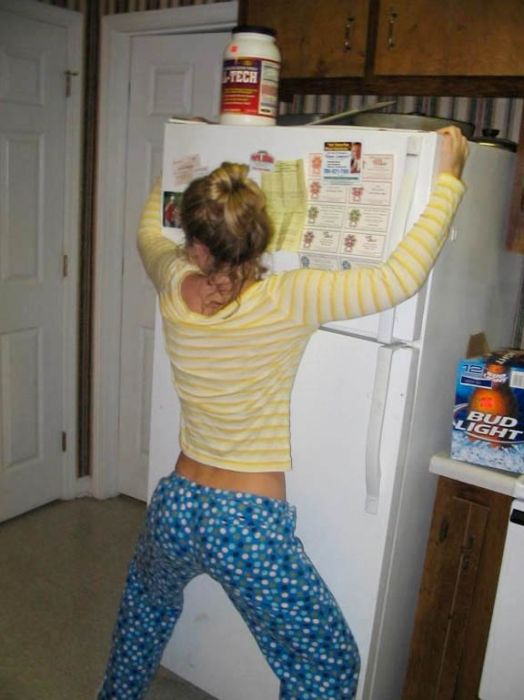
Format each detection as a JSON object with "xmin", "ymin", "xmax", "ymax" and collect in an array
[
  {"xmin": 374, "ymin": 0, "xmax": 524, "ymax": 76},
  {"xmin": 403, "ymin": 477, "xmax": 511, "ymax": 700},
  {"xmin": 241, "ymin": 0, "xmax": 370, "ymax": 78}
]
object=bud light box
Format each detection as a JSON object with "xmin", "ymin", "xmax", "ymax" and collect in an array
[{"xmin": 451, "ymin": 350, "xmax": 524, "ymax": 474}]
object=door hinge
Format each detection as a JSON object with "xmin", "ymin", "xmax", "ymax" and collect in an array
[
  {"xmin": 64, "ymin": 70, "xmax": 79, "ymax": 98},
  {"xmin": 63, "ymin": 254, "xmax": 69, "ymax": 277},
  {"xmin": 62, "ymin": 431, "xmax": 67, "ymax": 452}
]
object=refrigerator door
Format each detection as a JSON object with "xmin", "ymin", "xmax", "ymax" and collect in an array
[
  {"xmin": 162, "ymin": 123, "xmax": 438, "ymax": 343},
  {"xmin": 147, "ymin": 323, "xmax": 417, "ymax": 699},
  {"xmin": 287, "ymin": 330, "xmax": 417, "ymax": 699}
]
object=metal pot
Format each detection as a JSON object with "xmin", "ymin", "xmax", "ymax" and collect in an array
[
  {"xmin": 349, "ymin": 112, "xmax": 475, "ymax": 138},
  {"xmin": 277, "ymin": 100, "xmax": 397, "ymax": 127},
  {"xmin": 470, "ymin": 128, "xmax": 517, "ymax": 152}
]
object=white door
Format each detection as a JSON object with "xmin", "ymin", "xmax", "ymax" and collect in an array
[
  {"xmin": 117, "ymin": 32, "xmax": 229, "ymax": 500},
  {"xmin": 0, "ymin": 8, "xmax": 68, "ymax": 521}
]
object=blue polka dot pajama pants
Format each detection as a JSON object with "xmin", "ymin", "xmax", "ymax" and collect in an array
[{"xmin": 98, "ymin": 473, "xmax": 360, "ymax": 699}]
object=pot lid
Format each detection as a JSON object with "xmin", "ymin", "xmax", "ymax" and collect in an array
[
  {"xmin": 350, "ymin": 112, "xmax": 475, "ymax": 139},
  {"xmin": 470, "ymin": 128, "xmax": 517, "ymax": 152}
]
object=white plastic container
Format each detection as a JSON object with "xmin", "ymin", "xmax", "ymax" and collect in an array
[{"xmin": 220, "ymin": 25, "xmax": 281, "ymax": 126}]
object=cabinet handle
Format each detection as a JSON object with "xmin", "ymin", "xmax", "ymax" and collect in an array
[
  {"xmin": 438, "ymin": 517, "xmax": 449, "ymax": 542},
  {"xmin": 344, "ymin": 15, "xmax": 355, "ymax": 52},
  {"xmin": 387, "ymin": 9, "xmax": 398, "ymax": 50}
]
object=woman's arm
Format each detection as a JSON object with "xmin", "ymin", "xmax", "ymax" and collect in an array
[
  {"xmin": 274, "ymin": 128, "xmax": 469, "ymax": 327},
  {"xmin": 137, "ymin": 178, "xmax": 182, "ymax": 292}
]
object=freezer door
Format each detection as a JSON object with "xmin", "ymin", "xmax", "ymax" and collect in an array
[
  {"xmin": 287, "ymin": 330, "xmax": 417, "ymax": 699},
  {"xmin": 162, "ymin": 123, "xmax": 438, "ymax": 342}
]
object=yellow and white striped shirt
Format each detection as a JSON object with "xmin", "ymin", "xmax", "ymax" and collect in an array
[{"xmin": 138, "ymin": 174, "xmax": 464, "ymax": 472}]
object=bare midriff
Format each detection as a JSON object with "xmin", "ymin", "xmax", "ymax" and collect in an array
[{"xmin": 175, "ymin": 452, "xmax": 286, "ymax": 501}]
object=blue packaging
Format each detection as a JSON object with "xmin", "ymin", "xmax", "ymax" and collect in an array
[{"xmin": 451, "ymin": 350, "xmax": 524, "ymax": 473}]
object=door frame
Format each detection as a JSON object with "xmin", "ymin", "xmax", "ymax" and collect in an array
[
  {"xmin": 0, "ymin": 0, "xmax": 83, "ymax": 500},
  {"xmin": 92, "ymin": 1, "xmax": 238, "ymax": 499}
]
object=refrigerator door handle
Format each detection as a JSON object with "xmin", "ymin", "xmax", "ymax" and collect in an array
[
  {"xmin": 377, "ymin": 164, "xmax": 419, "ymax": 345},
  {"xmin": 365, "ymin": 344, "xmax": 397, "ymax": 514}
]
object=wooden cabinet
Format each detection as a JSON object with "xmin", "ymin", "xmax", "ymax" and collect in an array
[
  {"xmin": 403, "ymin": 477, "xmax": 512, "ymax": 699},
  {"xmin": 374, "ymin": 0, "xmax": 524, "ymax": 77},
  {"xmin": 239, "ymin": 0, "xmax": 524, "ymax": 96},
  {"xmin": 240, "ymin": 0, "xmax": 524, "ymax": 250},
  {"xmin": 239, "ymin": 0, "xmax": 370, "ymax": 79}
]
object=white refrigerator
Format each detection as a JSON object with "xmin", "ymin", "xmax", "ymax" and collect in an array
[{"xmin": 148, "ymin": 123, "xmax": 522, "ymax": 700}]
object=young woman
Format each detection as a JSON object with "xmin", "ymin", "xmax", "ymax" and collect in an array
[{"xmin": 98, "ymin": 127, "xmax": 468, "ymax": 700}]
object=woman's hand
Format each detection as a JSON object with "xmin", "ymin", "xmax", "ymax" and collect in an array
[{"xmin": 437, "ymin": 126, "xmax": 469, "ymax": 180}]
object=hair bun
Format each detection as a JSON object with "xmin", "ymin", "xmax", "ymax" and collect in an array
[
  {"xmin": 208, "ymin": 162, "xmax": 250, "ymax": 200},
  {"xmin": 180, "ymin": 160, "xmax": 272, "ymax": 280}
]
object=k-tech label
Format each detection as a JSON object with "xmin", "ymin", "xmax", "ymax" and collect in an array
[{"xmin": 221, "ymin": 58, "xmax": 279, "ymax": 117}]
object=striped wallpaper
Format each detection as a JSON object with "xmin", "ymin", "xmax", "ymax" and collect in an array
[
  {"xmin": 280, "ymin": 94, "xmax": 524, "ymax": 145},
  {"xmin": 36, "ymin": 0, "xmax": 221, "ymax": 12}
]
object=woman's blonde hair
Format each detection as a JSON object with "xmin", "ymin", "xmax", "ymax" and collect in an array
[{"xmin": 180, "ymin": 162, "xmax": 272, "ymax": 283}]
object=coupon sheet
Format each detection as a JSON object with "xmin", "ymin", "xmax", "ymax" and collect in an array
[{"xmin": 259, "ymin": 141, "xmax": 395, "ymax": 270}]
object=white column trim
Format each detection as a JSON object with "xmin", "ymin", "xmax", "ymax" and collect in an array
[{"xmin": 92, "ymin": 1, "xmax": 238, "ymax": 499}]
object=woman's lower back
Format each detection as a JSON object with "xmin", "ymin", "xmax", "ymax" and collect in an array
[{"xmin": 175, "ymin": 452, "xmax": 286, "ymax": 500}]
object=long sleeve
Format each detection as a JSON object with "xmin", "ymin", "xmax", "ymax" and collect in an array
[
  {"xmin": 137, "ymin": 179, "xmax": 182, "ymax": 292},
  {"xmin": 271, "ymin": 172, "xmax": 465, "ymax": 326}
]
